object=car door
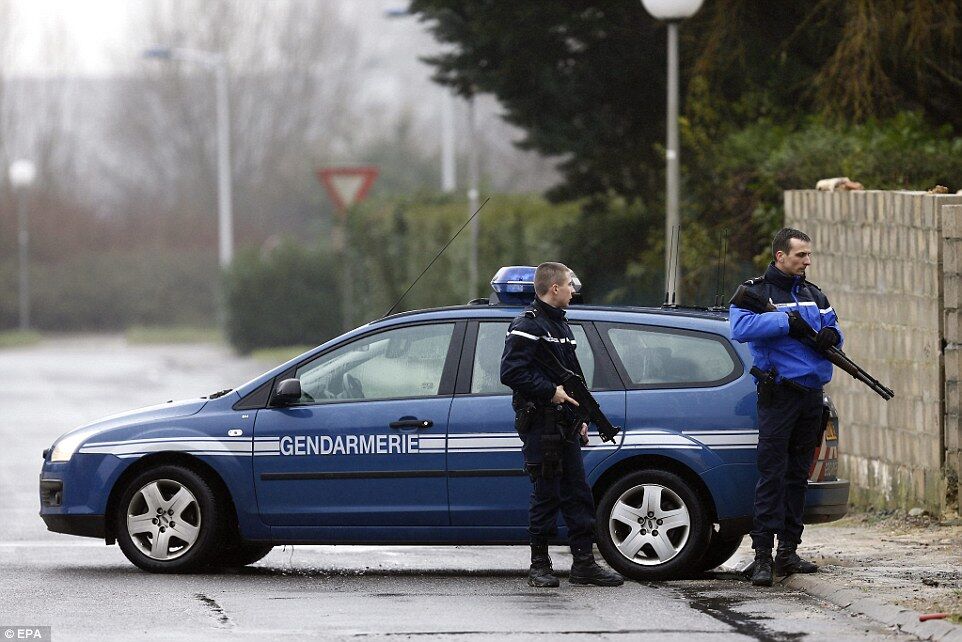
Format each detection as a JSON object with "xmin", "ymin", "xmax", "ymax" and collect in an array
[
  {"xmin": 446, "ymin": 319, "xmax": 626, "ymax": 528},
  {"xmin": 253, "ymin": 321, "xmax": 464, "ymax": 527},
  {"xmin": 597, "ymin": 322, "xmax": 750, "ymax": 457}
]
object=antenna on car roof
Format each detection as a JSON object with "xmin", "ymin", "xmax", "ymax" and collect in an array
[
  {"xmin": 664, "ymin": 225, "xmax": 677, "ymax": 306},
  {"xmin": 382, "ymin": 197, "xmax": 491, "ymax": 318},
  {"xmin": 664, "ymin": 224, "xmax": 681, "ymax": 306},
  {"xmin": 713, "ymin": 228, "xmax": 730, "ymax": 308}
]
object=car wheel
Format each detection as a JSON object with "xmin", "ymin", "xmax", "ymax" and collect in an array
[
  {"xmin": 211, "ymin": 542, "xmax": 274, "ymax": 570},
  {"xmin": 595, "ymin": 469, "xmax": 711, "ymax": 581},
  {"xmin": 114, "ymin": 464, "xmax": 226, "ymax": 573},
  {"xmin": 698, "ymin": 533, "xmax": 744, "ymax": 571}
]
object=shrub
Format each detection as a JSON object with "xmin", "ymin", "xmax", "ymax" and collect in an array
[
  {"xmin": 0, "ymin": 251, "xmax": 218, "ymax": 331},
  {"xmin": 223, "ymin": 241, "xmax": 341, "ymax": 353}
]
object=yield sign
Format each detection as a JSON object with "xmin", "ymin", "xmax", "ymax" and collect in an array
[{"xmin": 316, "ymin": 166, "xmax": 379, "ymax": 217}]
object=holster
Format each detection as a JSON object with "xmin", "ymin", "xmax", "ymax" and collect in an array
[
  {"xmin": 540, "ymin": 404, "xmax": 565, "ymax": 479},
  {"xmin": 514, "ymin": 401, "xmax": 538, "ymax": 436},
  {"xmin": 751, "ymin": 366, "xmax": 777, "ymax": 407}
]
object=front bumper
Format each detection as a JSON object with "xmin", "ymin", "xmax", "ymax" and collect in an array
[
  {"xmin": 803, "ymin": 479, "xmax": 850, "ymax": 524},
  {"xmin": 40, "ymin": 513, "xmax": 105, "ymax": 539}
]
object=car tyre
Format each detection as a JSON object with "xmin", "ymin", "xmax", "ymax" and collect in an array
[
  {"xmin": 698, "ymin": 533, "xmax": 744, "ymax": 571},
  {"xmin": 595, "ymin": 469, "xmax": 711, "ymax": 581},
  {"xmin": 114, "ymin": 464, "xmax": 227, "ymax": 573},
  {"xmin": 211, "ymin": 542, "xmax": 274, "ymax": 570}
]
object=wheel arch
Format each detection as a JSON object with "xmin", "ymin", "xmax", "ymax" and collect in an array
[
  {"xmin": 104, "ymin": 452, "xmax": 239, "ymax": 543},
  {"xmin": 591, "ymin": 454, "xmax": 718, "ymax": 524}
]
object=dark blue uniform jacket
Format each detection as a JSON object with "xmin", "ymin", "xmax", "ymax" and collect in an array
[
  {"xmin": 729, "ymin": 263, "xmax": 844, "ymax": 389},
  {"xmin": 500, "ymin": 297, "xmax": 585, "ymax": 409}
]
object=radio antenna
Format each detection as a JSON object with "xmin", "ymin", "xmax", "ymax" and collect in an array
[
  {"xmin": 665, "ymin": 224, "xmax": 681, "ymax": 306},
  {"xmin": 719, "ymin": 228, "xmax": 730, "ymax": 307},
  {"xmin": 713, "ymin": 228, "xmax": 730, "ymax": 308},
  {"xmin": 383, "ymin": 197, "xmax": 490, "ymax": 318},
  {"xmin": 671, "ymin": 224, "xmax": 680, "ymax": 306},
  {"xmin": 664, "ymin": 225, "xmax": 677, "ymax": 306}
]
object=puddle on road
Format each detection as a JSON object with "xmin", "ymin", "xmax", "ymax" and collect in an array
[{"xmin": 675, "ymin": 584, "xmax": 805, "ymax": 642}]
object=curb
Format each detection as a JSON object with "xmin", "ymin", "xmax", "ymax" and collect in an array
[{"xmin": 781, "ymin": 572, "xmax": 962, "ymax": 641}]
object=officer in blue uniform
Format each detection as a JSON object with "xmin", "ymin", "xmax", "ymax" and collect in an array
[
  {"xmin": 730, "ymin": 228, "xmax": 843, "ymax": 586},
  {"xmin": 500, "ymin": 262, "xmax": 623, "ymax": 588}
]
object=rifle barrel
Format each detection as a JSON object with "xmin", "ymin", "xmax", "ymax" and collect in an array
[{"xmin": 730, "ymin": 288, "xmax": 895, "ymax": 401}]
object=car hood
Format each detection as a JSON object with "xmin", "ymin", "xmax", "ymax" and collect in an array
[{"xmin": 53, "ymin": 398, "xmax": 209, "ymax": 447}]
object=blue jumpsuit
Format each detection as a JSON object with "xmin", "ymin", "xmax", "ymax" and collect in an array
[
  {"xmin": 729, "ymin": 263, "xmax": 844, "ymax": 550},
  {"xmin": 500, "ymin": 297, "xmax": 595, "ymax": 555}
]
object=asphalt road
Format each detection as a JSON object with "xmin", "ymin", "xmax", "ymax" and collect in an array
[{"xmin": 0, "ymin": 336, "xmax": 917, "ymax": 641}]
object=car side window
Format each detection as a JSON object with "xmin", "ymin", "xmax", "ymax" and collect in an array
[
  {"xmin": 471, "ymin": 321, "xmax": 595, "ymax": 395},
  {"xmin": 294, "ymin": 323, "xmax": 455, "ymax": 403},
  {"xmin": 605, "ymin": 326, "xmax": 736, "ymax": 386}
]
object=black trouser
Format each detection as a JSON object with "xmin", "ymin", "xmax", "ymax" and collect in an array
[
  {"xmin": 520, "ymin": 423, "xmax": 596, "ymax": 555},
  {"xmin": 751, "ymin": 385, "xmax": 823, "ymax": 550}
]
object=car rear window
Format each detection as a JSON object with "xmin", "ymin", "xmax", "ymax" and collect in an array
[{"xmin": 605, "ymin": 325, "xmax": 737, "ymax": 387}]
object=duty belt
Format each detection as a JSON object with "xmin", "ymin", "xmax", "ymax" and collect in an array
[{"xmin": 750, "ymin": 366, "xmax": 818, "ymax": 394}]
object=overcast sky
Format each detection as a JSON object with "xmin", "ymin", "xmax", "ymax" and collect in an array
[
  {"xmin": 6, "ymin": 0, "xmax": 454, "ymax": 142},
  {"xmin": 6, "ymin": 0, "xmax": 445, "ymax": 116},
  {"xmin": 4, "ymin": 1, "xmax": 558, "ymax": 196}
]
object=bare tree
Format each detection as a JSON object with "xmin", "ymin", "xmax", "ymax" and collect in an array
[
  {"xmin": 0, "ymin": 1, "xmax": 85, "ymax": 258},
  {"xmin": 102, "ymin": 0, "xmax": 364, "ymax": 246}
]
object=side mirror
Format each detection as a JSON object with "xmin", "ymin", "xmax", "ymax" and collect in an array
[{"xmin": 271, "ymin": 378, "xmax": 302, "ymax": 406}]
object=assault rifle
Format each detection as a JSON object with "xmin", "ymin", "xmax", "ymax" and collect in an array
[
  {"xmin": 536, "ymin": 346, "xmax": 621, "ymax": 443},
  {"xmin": 730, "ymin": 284, "xmax": 895, "ymax": 401}
]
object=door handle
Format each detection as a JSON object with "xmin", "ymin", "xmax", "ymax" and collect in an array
[{"xmin": 389, "ymin": 418, "xmax": 433, "ymax": 429}]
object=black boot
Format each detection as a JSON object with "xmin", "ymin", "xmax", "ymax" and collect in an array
[
  {"xmin": 774, "ymin": 541, "xmax": 818, "ymax": 576},
  {"xmin": 527, "ymin": 545, "xmax": 560, "ymax": 588},
  {"xmin": 569, "ymin": 551, "xmax": 624, "ymax": 586},
  {"xmin": 751, "ymin": 548, "xmax": 774, "ymax": 587}
]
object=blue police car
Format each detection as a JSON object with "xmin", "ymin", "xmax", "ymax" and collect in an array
[{"xmin": 39, "ymin": 267, "xmax": 849, "ymax": 580}]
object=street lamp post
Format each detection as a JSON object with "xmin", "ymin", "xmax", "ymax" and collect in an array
[
  {"xmin": 384, "ymin": 8, "xmax": 458, "ymax": 194},
  {"xmin": 640, "ymin": 0, "xmax": 703, "ymax": 304},
  {"xmin": 441, "ymin": 90, "xmax": 457, "ymax": 193},
  {"xmin": 467, "ymin": 95, "xmax": 480, "ymax": 301},
  {"xmin": 9, "ymin": 159, "xmax": 36, "ymax": 331},
  {"xmin": 144, "ymin": 47, "xmax": 234, "ymax": 268}
]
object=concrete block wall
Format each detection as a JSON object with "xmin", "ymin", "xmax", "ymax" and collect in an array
[
  {"xmin": 942, "ymin": 204, "xmax": 962, "ymax": 515},
  {"xmin": 785, "ymin": 191, "xmax": 962, "ymax": 512}
]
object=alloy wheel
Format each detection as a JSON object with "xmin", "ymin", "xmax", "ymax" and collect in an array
[
  {"xmin": 608, "ymin": 483, "xmax": 691, "ymax": 566},
  {"xmin": 126, "ymin": 479, "xmax": 201, "ymax": 561}
]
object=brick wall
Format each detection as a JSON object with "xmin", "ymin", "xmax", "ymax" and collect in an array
[{"xmin": 785, "ymin": 190, "xmax": 962, "ymax": 513}]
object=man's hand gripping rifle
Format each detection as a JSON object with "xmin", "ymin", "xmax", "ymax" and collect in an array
[
  {"xmin": 730, "ymin": 285, "xmax": 895, "ymax": 401},
  {"xmin": 536, "ymin": 347, "xmax": 621, "ymax": 444}
]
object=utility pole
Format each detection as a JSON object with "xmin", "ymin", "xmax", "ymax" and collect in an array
[
  {"xmin": 467, "ymin": 96, "xmax": 480, "ymax": 301},
  {"xmin": 9, "ymin": 160, "xmax": 36, "ymax": 331}
]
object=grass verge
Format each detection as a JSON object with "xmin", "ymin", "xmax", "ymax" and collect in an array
[
  {"xmin": 0, "ymin": 329, "xmax": 43, "ymax": 349},
  {"xmin": 251, "ymin": 345, "xmax": 314, "ymax": 365},
  {"xmin": 125, "ymin": 326, "xmax": 222, "ymax": 345}
]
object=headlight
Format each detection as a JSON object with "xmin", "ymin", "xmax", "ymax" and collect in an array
[{"xmin": 50, "ymin": 432, "xmax": 88, "ymax": 462}]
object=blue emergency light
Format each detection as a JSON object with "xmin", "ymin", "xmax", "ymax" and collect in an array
[
  {"xmin": 489, "ymin": 266, "xmax": 581, "ymax": 305},
  {"xmin": 490, "ymin": 266, "xmax": 537, "ymax": 305}
]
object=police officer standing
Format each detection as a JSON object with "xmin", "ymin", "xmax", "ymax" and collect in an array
[
  {"xmin": 729, "ymin": 228, "xmax": 843, "ymax": 586},
  {"xmin": 500, "ymin": 262, "xmax": 623, "ymax": 588}
]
